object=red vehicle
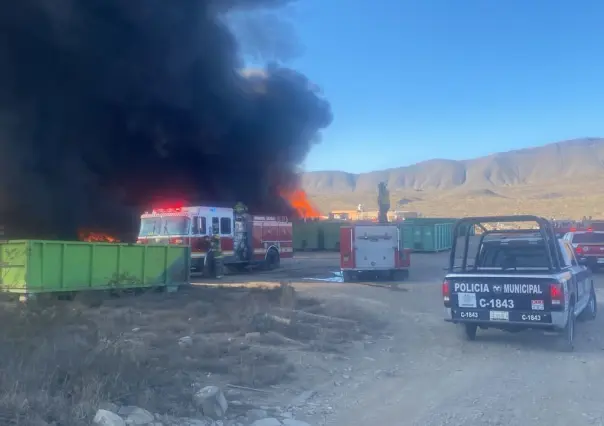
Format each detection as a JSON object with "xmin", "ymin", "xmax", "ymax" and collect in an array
[
  {"xmin": 339, "ymin": 223, "xmax": 411, "ymax": 282},
  {"xmin": 137, "ymin": 205, "xmax": 293, "ymax": 275},
  {"xmin": 562, "ymin": 228, "xmax": 604, "ymax": 271},
  {"xmin": 581, "ymin": 220, "xmax": 604, "ymax": 231},
  {"xmin": 551, "ymin": 219, "xmax": 577, "ymax": 238}
]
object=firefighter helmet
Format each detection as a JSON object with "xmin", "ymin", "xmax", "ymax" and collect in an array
[{"xmin": 234, "ymin": 202, "xmax": 248, "ymax": 214}]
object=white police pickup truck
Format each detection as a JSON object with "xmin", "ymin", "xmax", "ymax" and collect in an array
[{"xmin": 443, "ymin": 215, "xmax": 597, "ymax": 351}]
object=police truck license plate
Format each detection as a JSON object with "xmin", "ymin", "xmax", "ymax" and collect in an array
[
  {"xmin": 457, "ymin": 293, "xmax": 477, "ymax": 308},
  {"xmin": 489, "ymin": 311, "xmax": 509, "ymax": 321}
]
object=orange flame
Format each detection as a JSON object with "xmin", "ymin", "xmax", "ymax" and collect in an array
[
  {"xmin": 78, "ymin": 230, "xmax": 120, "ymax": 243},
  {"xmin": 280, "ymin": 188, "xmax": 321, "ymax": 219}
]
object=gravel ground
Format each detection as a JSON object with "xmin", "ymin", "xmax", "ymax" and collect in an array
[
  {"xmin": 8, "ymin": 249, "xmax": 602, "ymax": 425},
  {"xmin": 270, "ymin": 251, "xmax": 604, "ymax": 426}
]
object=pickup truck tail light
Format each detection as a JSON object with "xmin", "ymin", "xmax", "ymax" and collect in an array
[
  {"xmin": 575, "ymin": 245, "xmax": 583, "ymax": 255},
  {"xmin": 442, "ymin": 279, "xmax": 451, "ymax": 307},
  {"xmin": 550, "ymin": 282, "xmax": 564, "ymax": 310}
]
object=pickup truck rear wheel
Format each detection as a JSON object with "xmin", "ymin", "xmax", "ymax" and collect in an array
[
  {"xmin": 579, "ymin": 285, "xmax": 597, "ymax": 321},
  {"xmin": 464, "ymin": 324, "xmax": 478, "ymax": 341},
  {"xmin": 559, "ymin": 303, "xmax": 575, "ymax": 352}
]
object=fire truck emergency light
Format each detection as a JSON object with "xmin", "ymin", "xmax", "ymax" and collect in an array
[{"xmin": 153, "ymin": 207, "xmax": 182, "ymax": 213}]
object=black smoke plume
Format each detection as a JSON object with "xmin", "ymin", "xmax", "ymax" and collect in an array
[{"xmin": 0, "ymin": 0, "xmax": 332, "ymax": 240}]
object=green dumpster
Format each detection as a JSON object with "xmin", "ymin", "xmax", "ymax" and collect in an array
[
  {"xmin": 0, "ymin": 240, "xmax": 190, "ymax": 295},
  {"xmin": 409, "ymin": 223, "xmax": 454, "ymax": 252},
  {"xmin": 402, "ymin": 217, "xmax": 457, "ymax": 226},
  {"xmin": 412, "ymin": 225, "xmax": 424, "ymax": 250},
  {"xmin": 455, "ymin": 222, "xmax": 476, "ymax": 238},
  {"xmin": 398, "ymin": 223, "xmax": 415, "ymax": 250},
  {"xmin": 319, "ymin": 221, "xmax": 344, "ymax": 251},
  {"xmin": 293, "ymin": 221, "xmax": 321, "ymax": 251}
]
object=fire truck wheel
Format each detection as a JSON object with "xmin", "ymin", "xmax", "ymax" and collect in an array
[{"xmin": 265, "ymin": 248, "xmax": 280, "ymax": 270}]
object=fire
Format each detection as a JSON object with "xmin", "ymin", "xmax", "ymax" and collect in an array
[
  {"xmin": 78, "ymin": 230, "xmax": 120, "ymax": 243},
  {"xmin": 280, "ymin": 188, "xmax": 321, "ymax": 218}
]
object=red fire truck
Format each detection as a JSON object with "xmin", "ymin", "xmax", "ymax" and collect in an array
[{"xmin": 137, "ymin": 205, "xmax": 293, "ymax": 276}]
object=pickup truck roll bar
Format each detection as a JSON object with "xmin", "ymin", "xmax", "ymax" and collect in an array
[{"xmin": 449, "ymin": 215, "xmax": 563, "ymax": 273}]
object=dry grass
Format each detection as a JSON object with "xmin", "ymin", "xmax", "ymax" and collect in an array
[
  {"xmin": 0, "ymin": 283, "xmax": 386, "ymax": 425},
  {"xmin": 309, "ymin": 179, "xmax": 604, "ymax": 219}
]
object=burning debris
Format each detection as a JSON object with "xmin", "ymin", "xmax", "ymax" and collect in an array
[
  {"xmin": 78, "ymin": 230, "xmax": 120, "ymax": 243},
  {"xmin": 0, "ymin": 0, "xmax": 332, "ymax": 241}
]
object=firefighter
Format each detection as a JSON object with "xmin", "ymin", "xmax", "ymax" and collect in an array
[
  {"xmin": 210, "ymin": 223, "xmax": 224, "ymax": 279},
  {"xmin": 377, "ymin": 182, "xmax": 390, "ymax": 223},
  {"xmin": 234, "ymin": 202, "xmax": 248, "ymax": 216}
]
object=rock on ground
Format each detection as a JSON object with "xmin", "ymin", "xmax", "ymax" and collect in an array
[
  {"xmin": 93, "ymin": 407, "xmax": 218, "ymax": 426},
  {"xmin": 91, "ymin": 401, "xmax": 316, "ymax": 426},
  {"xmin": 177, "ymin": 419, "xmax": 214, "ymax": 426},
  {"xmin": 282, "ymin": 420, "xmax": 312, "ymax": 426},
  {"xmin": 250, "ymin": 419, "xmax": 283, "ymax": 426},
  {"xmin": 93, "ymin": 409, "xmax": 126, "ymax": 426},
  {"xmin": 118, "ymin": 406, "xmax": 155, "ymax": 425},
  {"xmin": 194, "ymin": 386, "xmax": 229, "ymax": 419},
  {"xmin": 246, "ymin": 409, "xmax": 269, "ymax": 422}
]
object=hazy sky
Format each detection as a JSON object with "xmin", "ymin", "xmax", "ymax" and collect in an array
[{"xmin": 274, "ymin": 0, "xmax": 604, "ymax": 173}]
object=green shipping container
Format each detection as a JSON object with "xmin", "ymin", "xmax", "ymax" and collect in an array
[
  {"xmin": 319, "ymin": 221, "xmax": 344, "ymax": 251},
  {"xmin": 399, "ymin": 218, "xmax": 476, "ymax": 252},
  {"xmin": 293, "ymin": 221, "xmax": 321, "ymax": 251},
  {"xmin": 0, "ymin": 240, "xmax": 190, "ymax": 295},
  {"xmin": 409, "ymin": 223, "xmax": 454, "ymax": 252},
  {"xmin": 455, "ymin": 222, "xmax": 476, "ymax": 238},
  {"xmin": 399, "ymin": 223, "xmax": 415, "ymax": 250},
  {"xmin": 401, "ymin": 217, "xmax": 458, "ymax": 226}
]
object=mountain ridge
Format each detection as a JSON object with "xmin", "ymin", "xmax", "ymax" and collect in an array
[{"xmin": 302, "ymin": 137, "xmax": 604, "ymax": 194}]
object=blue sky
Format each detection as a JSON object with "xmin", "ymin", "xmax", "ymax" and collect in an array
[{"xmin": 260, "ymin": 0, "xmax": 604, "ymax": 173}]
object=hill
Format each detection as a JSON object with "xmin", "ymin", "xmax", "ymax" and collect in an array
[
  {"xmin": 302, "ymin": 138, "xmax": 604, "ymax": 193},
  {"xmin": 303, "ymin": 138, "xmax": 604, "ymax": 219}
]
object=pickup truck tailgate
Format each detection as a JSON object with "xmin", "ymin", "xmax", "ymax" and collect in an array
[{"xmin": 446, "ymin": 276, "xmax": 555, "ymax": 324}]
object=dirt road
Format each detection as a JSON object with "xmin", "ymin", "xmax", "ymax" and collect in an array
[
  {"xmin": 4, "ymin": 250, "xmax": 602, "ymax": 425},
  {"xmin": 262, "ymin": 251, "xmax": 604, "ymax": 426}
]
